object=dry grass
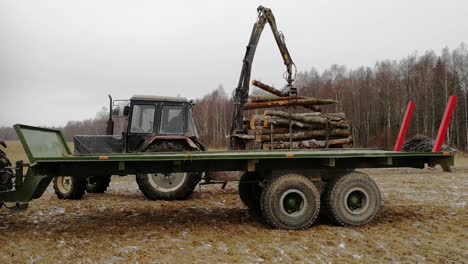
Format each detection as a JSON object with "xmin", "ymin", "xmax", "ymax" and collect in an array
[{"xmin": 0, "ymin": 142, "xmax": 467, "ymax": 263}]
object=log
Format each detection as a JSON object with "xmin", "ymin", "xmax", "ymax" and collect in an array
[
  {"xmin": 249, "ymin": 95, "xmax": 286, "ymax": 102},
  {"xmin": 262, "ymin": 137, "xmax": 353, "ymax": 149},
  {"xmin": 259, "ymin": 127, "xmax": 296, "ymax": 134},
  {"xmin": 248, "ymin": 115, "xmax": 350, "ymax": 130},
  {"xmin": 231, "ymin": 133, "xmax": 255, "ymax": 140},
  {"xmin": 251, "ymin": 80, "xmax": 322, "ymax": 112},
  {"xmin": 260, "ymin": 129, "xmax": 351, "ymax": 142},
  {"xmin": 244, "ymin": 98, "xmax": 337, "ymax": 110},
  {"xmin": 264, "ymin": 110, "xmax": 350, "ymax": 129},
  {"xmin": 249, "ymin": 115, "xmax": 313, "ymax": 129},
  {"xmin": 251, "ymin": 80, "xmax": 287, "ymax": 97}
]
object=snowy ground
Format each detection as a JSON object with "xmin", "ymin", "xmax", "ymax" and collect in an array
[{"xmin": 0, "ymin": 167, "xmax": 467, "ymax": 263}]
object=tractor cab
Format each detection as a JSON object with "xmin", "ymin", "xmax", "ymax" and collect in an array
[{"xmin": 73, "ymin": 95, "xmax": 204, "ymax": 155}]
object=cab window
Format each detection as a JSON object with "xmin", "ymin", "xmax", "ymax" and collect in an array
[
  {"xmin": 130, "ymin": 105, "xmax": 155, "ymax": 133},
  {"xmin": 187, "ymin": 108, "xmax": 199, "ymax": 137},
  {"xmin": 160, "ymin": 105, "xmax": 184, "ymax": 134}
]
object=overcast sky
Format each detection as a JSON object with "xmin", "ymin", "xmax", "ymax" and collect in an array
[{"xmin": 1, "ymin": 0, "xmax": 467, "ymax": 127}]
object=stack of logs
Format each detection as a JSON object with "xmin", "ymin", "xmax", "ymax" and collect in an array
[{"xmin": 232, "ymin": 80, "xmax": 353, "ymax": 150}]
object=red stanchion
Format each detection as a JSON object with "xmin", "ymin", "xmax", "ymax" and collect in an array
[
  {"xmin": 432, "ymin": 96, "xmax": 457, "ymax": 152},
  {"xmin": 394, "ymin": 101, "xmax": 415, "ymax": 151}
]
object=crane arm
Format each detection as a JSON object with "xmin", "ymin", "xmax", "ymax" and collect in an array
[{"xmin": 229, "ymin": 6, "xmax": 296, "ymax": 148}]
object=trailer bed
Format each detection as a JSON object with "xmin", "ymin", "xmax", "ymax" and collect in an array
[{"xmin": 0, "ymin": 124, "xmax": 455, "ymax": 230}]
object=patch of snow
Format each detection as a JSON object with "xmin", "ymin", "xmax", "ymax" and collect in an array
[
  {"xmin": 201, "ymin": 242, "xmax": 212, "ymax": 250},
  {"xmin": 451, "ymin": 202, "xmax": 466, "ymax": 208},
  {"xmin": 50, "ymin": 207, "xmax": 65, "ymax": 214},
  {"xmin": 119, "ymin": 246, "xmax": 139, "ymax": 253}
]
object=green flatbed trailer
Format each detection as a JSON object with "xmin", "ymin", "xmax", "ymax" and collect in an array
[{"xmin": 0, "ymin": 124, "xmax": 455, "ymax": 230}]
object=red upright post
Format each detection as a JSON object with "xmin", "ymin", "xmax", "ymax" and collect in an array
[
  {"xmin": 432, "ymin": 96, "xmax": 457, "ymax": 152},
  {"xmin": 394, "ymin": 100, "xmax": 415, "ymax": 151}
]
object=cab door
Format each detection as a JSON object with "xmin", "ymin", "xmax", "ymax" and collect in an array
[{"xmin": 126, "ymin": 103, "xmax": 158, "ymax": 152}]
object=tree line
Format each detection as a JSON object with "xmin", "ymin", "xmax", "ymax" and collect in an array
[{"xmin": 1, "ymin": 43, "xmax": 467, "ymax": 151}]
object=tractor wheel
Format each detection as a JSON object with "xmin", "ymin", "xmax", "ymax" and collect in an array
[
  {"xmin": 136, "ymin": 172, "xmax": 201, "ymax": 200},
  {"xmin": 260, "ymin": 174, "xmax": 320, "ymax": 230},
  {"xmin": 0, "ymin": 147, "xmax": 14, "ymax": 191},
  {"xmin": 86, "ymin": 175, "xmax": 112, "ymax": 193},
  {"xmin": 53, "ymin": 176, "xmax": 87, "ymax": 200},
  {"xmin": 238, "ymin": 172, "xmax": 262, "ymax": 211},
  {"xmin": 324, "ymin": 171, "xmax": 382, "ymax": 226}
]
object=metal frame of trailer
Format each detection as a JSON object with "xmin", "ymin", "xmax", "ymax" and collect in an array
[{"xmin": 0, "ymin": 124, "xmax": 455, "ymax": 229}]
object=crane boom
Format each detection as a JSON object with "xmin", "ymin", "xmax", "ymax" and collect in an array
[{"xmin": 229, "ymin": 6, "xmax": 296, "ymax": 148}]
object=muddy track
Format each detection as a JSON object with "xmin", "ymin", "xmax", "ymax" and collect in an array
[{"xmin": 0, "ymin": 168, "xmax": 466, "ymax": 263}]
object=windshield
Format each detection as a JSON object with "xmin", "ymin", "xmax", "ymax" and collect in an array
[
  {"xmin": 130, "ymin": 104, "xmax": 155, "ymax": 133},
  {"xmin": 160, "ymin": 105, "xmax": 184, "ymax": 134}
]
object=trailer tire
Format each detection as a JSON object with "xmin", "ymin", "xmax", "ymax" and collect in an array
[
  {"xmin": 86, "ymin": 175, "xmax": 112, "ymax": 193},
  {"xmin": 238, "ymin": 172, "xmax": 262, "ymax": 211},
  {"xmin": 53, "ymin": 176, "xmax": 87, "ymax": 200},
  {"xmin": 325, "ymin": 172, "xmax": 382, "ymax": 226},
  {"xmin": 260, "ymin": 174, "xmax": 320, "ymax": 230},
  {"xmin": 136, "ymin": 172, "xmax": 201, "ymax": 200}
]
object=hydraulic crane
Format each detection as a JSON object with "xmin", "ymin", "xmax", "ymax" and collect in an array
[{"xmin": 230, "ymin": 6, "xmax": 297, "ymax": 149}]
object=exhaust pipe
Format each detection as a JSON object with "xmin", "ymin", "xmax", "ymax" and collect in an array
[{"xmin": 106, "ymin": 94, "xmax": 115, "ymax": 136}]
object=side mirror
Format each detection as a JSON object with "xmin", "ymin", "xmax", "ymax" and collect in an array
[{"xmin": 123, "ymin": 106, "xmax": 130, "ymax": 116}]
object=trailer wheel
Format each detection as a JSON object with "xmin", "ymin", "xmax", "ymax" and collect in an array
[
  {"xmin": 86, "ymin": 175, "xmax": 112, "ymax": 193},
  {"xmin": 136, "ymin": 172, "xmax": 201, "ymax": 200},
  {"xmin": 260, "ymin": 174, "xmax": 320, "ymax": 230},
  {"xmin": 238, "ymin": 172, "xmax": 262, "ymax": 211},
  {"xmin": 53, "ymin": 176, "xmax": 87, "ymax": 200},
  {"xmin": 325, "ymin": 172, "xmax": 382, "ymax": 226}
]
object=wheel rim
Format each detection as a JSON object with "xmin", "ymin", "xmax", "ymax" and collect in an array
[
  {"xmin": 344, "ymin": 187, "xmax": 369, "ymax": 215},
  {"xmin": 147, "ymin": 173, "xmax": 187, "ymax": 192},
  {"xmin": 56, "ymin": 176, "xmax": 72, "ymax": 194},
  {"xmin": 279, "ymin": 189, "xmax": 307, "ymax": 217}
]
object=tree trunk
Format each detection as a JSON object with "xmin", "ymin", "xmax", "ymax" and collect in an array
[
  {"xmin": 262, "ymin": 137, "xmax": 353, "ymax": 149},
  {"xmin": 244, "ymin": 98, "xmax": 337, "ymax": 110},
  {"xmin": 251, "ymin": 80, "xmax": 322, "ymax": 112},
  {"xmin": 260, "ymin": 129, "xmax": 351, "ymax": 142},
  {"xmin": 264, "ymin": 110, "xmax": 350, "ymax": 128}
]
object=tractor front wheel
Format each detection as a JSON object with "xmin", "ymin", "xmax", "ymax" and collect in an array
[{"xmin": 53, "ymin": 176, "xmax": 87, "ymax": 200}]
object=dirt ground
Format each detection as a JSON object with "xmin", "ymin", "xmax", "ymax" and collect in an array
[{"xmin": 0, "ymin": 143, "xmax": 467, "ymax": 263}]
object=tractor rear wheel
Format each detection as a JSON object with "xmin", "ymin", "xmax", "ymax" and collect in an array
[
  {"xmin": 136, "ymin": 140, "xmax": 202, "ymax": 200},
  {"xmin": 53, "ymin": 176, "xmax": 87, "ymax": 200},
  {"xmin": 86, "ymin": 175, "xmax": 112, "ymax": 193},
  {"xmin": 324, "ymin": 171, "xmax": 382, "ymax": 226},
  {"xmin": 238, "ymin": 172, "xmax": 262, "ymax": 211},
  {"xmin": 136, "ymin": 172, "xmax": 201, "ymax": 200}
]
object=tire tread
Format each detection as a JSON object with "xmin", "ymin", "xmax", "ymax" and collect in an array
[
  {"xmin": 53, "ymin": 176, "xmax": 87, "ymax": 200},
  {"xmin": 325, "ymin": 172, "xmax": 382, "ymax": 226},
  {"xmin": 260, "ymin": 174, "xmax": 320, "ymax": 230}
]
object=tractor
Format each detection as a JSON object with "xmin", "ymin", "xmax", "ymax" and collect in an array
[{"xmin": 53, "ymin": 95, "xmax": 207, "ymax": 201}]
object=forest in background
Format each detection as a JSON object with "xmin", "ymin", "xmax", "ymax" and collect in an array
[{"xmin": 1, "ymin": 43, "xmax": 468, "ymax": 150}]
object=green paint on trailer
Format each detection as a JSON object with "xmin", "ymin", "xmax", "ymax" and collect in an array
[{"xmin": 0, "ymin": 124, "xmax": 454, "ymax": 204}]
